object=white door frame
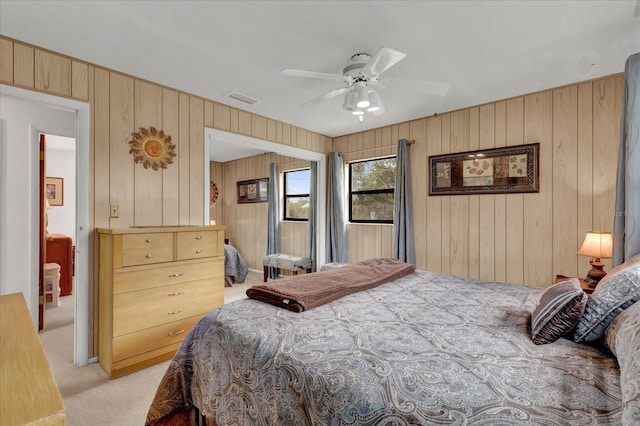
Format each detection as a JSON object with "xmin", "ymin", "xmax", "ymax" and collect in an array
[{"xmin": 0, "ymin": 84, "xmax": 90, "ymax": 366}]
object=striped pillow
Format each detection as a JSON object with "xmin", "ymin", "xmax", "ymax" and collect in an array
[{"xmin": 531, "ymin": 278, "xmax": 588, "ymax": 345}]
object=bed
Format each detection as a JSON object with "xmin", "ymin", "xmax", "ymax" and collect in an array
[
  {"xmin": 146, "ymin": 257, "xmax": 640, "ymax": 425},
  {"xmin": 223, "ymin": 244, "xmax": 248, "ymax": 285}
]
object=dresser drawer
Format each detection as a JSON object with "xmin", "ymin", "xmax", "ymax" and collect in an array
[
  {"xmin": 176, "ymin": 230, "xmax": 223, "ymax": 260},
  {"xmin": 112, "ymin": 315, "xmax": 204, "ymax": 362},
  {"xmin": 113, "ymin": 258, "xmax": 223, "ymax": 294},
  {"xmin": 121, "ymin": 233, "xmax": 173, "ymax": 266},
  {"xmin": 113, "ymin": 279, "xmax": 222, "ymax": 336}
]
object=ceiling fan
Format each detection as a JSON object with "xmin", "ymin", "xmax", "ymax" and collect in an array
[{"xmin": 280, "ymin": 47, "xmax": 450, "ymax": 122}]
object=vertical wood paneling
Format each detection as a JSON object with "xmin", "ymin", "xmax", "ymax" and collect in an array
[
  {"xmin": 576, "ymin": 82, "xmax": 594, "ymax": 278},
  {"xmin": 189, "ymin": 97, "xmax": 204, "ymax": 224},
  {"xmin": 71, "ymin": 61, "xmax": 89, "ymax": 100},
  {"xmin": 178, "ymin": 93, "xmax": 191, "ymax": 224},
  {"xmin": 134, "ymin": 80, "xmax": 163, "ymax": 226},
  {"xmin": 426, "ymin": 115, "xmax": 442, "ymax": 272},
  {"xmin": 162, "ymin": 88, "xmax": 180, "ymax": 225},
  {"xmin": 410, "ymin": 119, "xmax": 427, "ymax": 269},
  {"xmin": 267, "ymin": 119, "xmax": 277, "ymax": 142},
  {"xmin": 109, "ymin": 73, "xmax": 135, "ymax": 227},
  {"xmin": 523, "ymin": 91, "xmax": 553, "ymax": 287},
  {"xmin": 478, "ymin": 104, "xmax": 496, "ymax": 281},
  {"xmin": 0, "ymin": 38, "xmax": 13, "ymax": 83},
  {"xmin": 252, "ymin": 115, "xmax": 267, "ymax": 140},
  {"xmin": 468, "ymin": 107, "xmax": 480, "ymax": 279},
  {"xmin": 93, "ymin": 68, "xmax": 111, "ymax": 231},
  {"xmin": 552, "ymin": 86, "xmax": 579, "ymax": 277},
  {"xmin": 493, "ymin": 101, "xmax": 507, "ymax": 282},
  {"xmin": 238, "ymin": 110, "xmax": 251, "ymax": 136},
  {"xmin": 440, "ymin": 113, "xmax": 452, "ymax": 275},
  {"xmin": 35, "ymin": 49, "xmax": 71, "ymax": 96},
  {"xmin": 449, "ymin": 110, "xmax": 470, "ymax": 278},
  {"xmin": 505, "ymin": 98, "xmax": 524, "ymax": 285},
  {"xmin": 213, "ymin": 102, "xmax": 231, "ymax": 131},
  {"xmin": 204, "ymin": 101, "xmax": 214, "ymax": 128},
  {"xmin": 14, "ymin": 43, "xmax": 34, "ymax": 88}
]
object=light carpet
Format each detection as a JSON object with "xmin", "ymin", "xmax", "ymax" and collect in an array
[{"xmin": 39, "ymin": 271, "xmax": 258, "ymax": 425}]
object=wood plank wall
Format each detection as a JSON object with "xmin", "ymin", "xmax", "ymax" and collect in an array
[
  {"xmin": 0, "ymin": 36, "xmax": 329, "ymax": 357},
  {"xmin": 332, "ymin": 75, "xmax": 623, "ymax": 288}
]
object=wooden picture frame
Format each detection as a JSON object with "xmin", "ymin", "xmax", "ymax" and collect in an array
[
  {"xmin": 428, "ymin": 143, "xmax": 539, "ymax": 196},
  {"xmin": 237, "ymin": 178, "xmax": 269, "ymax": 204},
  {"xmin": 45, "ymin": 177, "xmax": 64, "ymax": 206}
]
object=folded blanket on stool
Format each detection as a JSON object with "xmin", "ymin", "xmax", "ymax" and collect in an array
[{"xmin": 246, "ymin": 257, "xmax": 415, "ymax": 312}]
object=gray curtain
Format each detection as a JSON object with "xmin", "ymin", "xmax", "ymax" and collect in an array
[
  {"xmin": 393, "ymin": 139, "xmax": 416, "ymax": 266},
  {"xmin": 613, "ymin": 52, "xmax": 640, "ymax": 266},
  {"xmin": 308, "ymin": 161, "xmax": 317, "ymax": 272},
  {"xmin": 325, "ymin": 152, "xmax": 348, "ymax": 263},
  {"xmin": 266, "ymin": 163, "xmax": 280, "ymax": 278}
]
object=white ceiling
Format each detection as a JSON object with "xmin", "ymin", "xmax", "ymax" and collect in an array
[{"xmin": 1, "ymin": 1, "xmax": 639, "ymax": 161}]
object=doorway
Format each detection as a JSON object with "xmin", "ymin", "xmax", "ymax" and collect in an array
[
  {"xmin": 42, "ymin": 133, "xmax": 77, "ymax": 337},
  {"xmin": 0, "ymin": 84, "xmax": 91, "ymax": 367}
]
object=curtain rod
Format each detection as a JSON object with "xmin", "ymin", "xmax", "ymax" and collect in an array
[{"xmin": 335, "ymin": 139, "xmax": 415, "ymax": 156}]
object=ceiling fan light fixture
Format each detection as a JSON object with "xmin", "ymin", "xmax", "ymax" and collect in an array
[
  {"xmin": 367, "ymin": 90, "xmax": 380, "ymax": 112},
  {"xmin": 355, "ymin": 83, "xmax": 370, "ymax": 108},
  {"xmin": 343, "ymin": 91, "xmax": 356, "ymax": 111},
  {"xmin": 352, "ymin": 109, "xmax": 364, "ymax": 115}
]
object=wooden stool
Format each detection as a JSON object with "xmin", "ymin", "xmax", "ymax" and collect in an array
[
  {"xmin": 44, "ymin": 263, "xmax": 61, "ymax": 307},
  {"xmin": 263, "ymin": 253, "xmax": 312, "ymax": 282}
]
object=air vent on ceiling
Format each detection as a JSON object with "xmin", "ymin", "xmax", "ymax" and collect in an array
[{"xmin": 224, "ymin": 91, "xmax": 261, "ymax": 106}]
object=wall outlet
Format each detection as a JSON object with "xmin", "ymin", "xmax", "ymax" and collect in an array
[{"xmin": 109, "ymin": 202, "xmax": 119, "ymax": 218}]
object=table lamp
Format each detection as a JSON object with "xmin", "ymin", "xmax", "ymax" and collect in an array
[{"xmin": 577, "ymin": 231, "xmax": 613, "ymax": 286}]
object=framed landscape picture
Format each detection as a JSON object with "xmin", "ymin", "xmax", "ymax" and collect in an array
[{"xmin": 429, "ymin": 143, "xmax": 539, "ymax": 196}]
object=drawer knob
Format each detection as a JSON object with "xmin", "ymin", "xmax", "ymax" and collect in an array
[
  {"xmin": 167, "ymin": 292, "xmax": 183, "ymax": 297},
  {"xmin": 195, "ymin": 235, "xmax": 202, "ymax": 240},
  {"xmin": 195, "ymin": 249, "xmax": 202, "ymax": 254},
  {"xmin": 168, "ymin": 273, "xmax": 184, "ymax": 278},
  {"xmin": 145, "ymin": 254, "xmax": 152, "ymax": 259},
  {"xmin": 145, "ymin": 239, "xmax": 153, "ymax": 243},
  {"xmin": 168, "ymin": 329, "xmax": 185, "ymax": 337},
  {"xmin": 168, "ymin": 309, "xmax": 183, "ymax": 315}
]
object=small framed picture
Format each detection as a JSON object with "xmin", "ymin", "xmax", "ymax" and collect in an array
[{"xmin": 45, "ymin": 177, "xmax": 64, "ymax": 206}]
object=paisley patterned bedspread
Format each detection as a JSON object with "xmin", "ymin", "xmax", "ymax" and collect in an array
[{"xmin": 146, "ymin": 270, "xmax": 623, "ymax": 425}]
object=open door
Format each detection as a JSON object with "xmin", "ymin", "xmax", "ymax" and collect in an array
[{"xmin": 38, "ymin": 133, "xmax": 46, "ymax": 331}]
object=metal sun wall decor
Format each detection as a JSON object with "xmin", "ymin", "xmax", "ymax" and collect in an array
[
  {"xmin": 428, "ymin": 143, "xmax": 540, "ymax": 195},
  {"xmin": 128, "ymin": 126, "xmax": 176, "ymax": 170}
]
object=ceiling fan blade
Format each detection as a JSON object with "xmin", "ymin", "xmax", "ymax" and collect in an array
[
  {"xmin": 280, "ymin": 68, "xmax": 345, "ymax": 82},
  {"xmin": 301, "ymin": 87, "xmax": 350, "ymax": 106},
  {"xmin": 361, "ymin": 47, "xmax": 406, "ymax": 77},
  {"xmin": 382, "ymin": 77, "xmax": 451, "ymax": 97}
]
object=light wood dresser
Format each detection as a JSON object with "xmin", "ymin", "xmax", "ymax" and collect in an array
[
  {"xmin": 0, "ymin": 293, "xmax": 65, "ymax": 425},
  {"xmin": 97, "ymin": 225, "xmax": 226, "ymax": 378}
]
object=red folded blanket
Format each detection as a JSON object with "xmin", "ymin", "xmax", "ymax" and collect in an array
[{"xmin": 246, "ymin": 257, "xmax": 415, "ymax": 312}]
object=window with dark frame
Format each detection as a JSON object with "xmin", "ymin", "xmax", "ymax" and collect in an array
[
  {"xmin": 283, "ymin": 168, "xmax": 310, "ymax": 221},
  {"xmin": 349, "ymin": 156, "xmax": 397, "ymax": 224}
]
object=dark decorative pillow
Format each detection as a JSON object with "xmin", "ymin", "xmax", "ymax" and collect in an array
[
  {"xmin": 530, "ymin": 278, "xmax": 587, "ymax": 345},
  {"xmin": 573, "ymin": 253, "xmax": 640, "ymax": 343}
]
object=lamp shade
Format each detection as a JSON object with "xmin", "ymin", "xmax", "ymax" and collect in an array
[
  {"xmin": 577, "ymin": 231, "xmax": 613, "ymax": 259},
  {"xmin": 355, "ymin": 83, "xmax": 370, "ymax": 108}
]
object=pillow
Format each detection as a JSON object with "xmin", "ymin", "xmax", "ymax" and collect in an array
[
  {"xmin": 573, "ymin": 253, "xmax": 640, "ymax": 343},
  {"xmin": 604, "ymin": 300, "xmax": 640, "ymax": 424},
  {"xmin": 530, "ymin": 278, "xmax": 587, "ymax": 345}
]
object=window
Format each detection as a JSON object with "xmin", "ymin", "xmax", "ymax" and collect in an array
[
  {"xmin": 283, "ymin": 168, "xmax": 310, "ymax": 221},
  {"xmin": 349, "ymin": 157, "xmax": 396, "ymax": 223}
]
